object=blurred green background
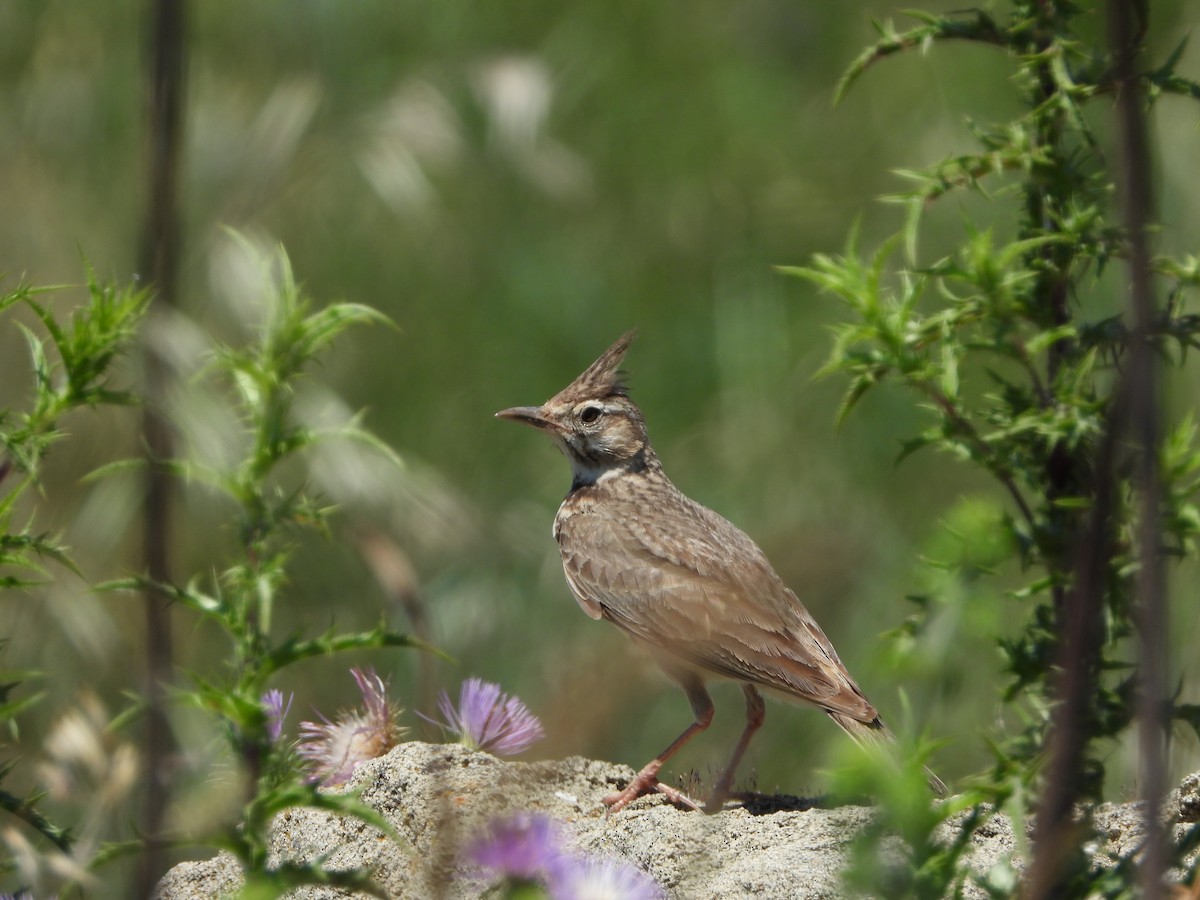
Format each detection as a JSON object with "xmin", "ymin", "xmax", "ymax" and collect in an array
[{"xmin": 2, "ymin": 0, "xmax": 1200, "ymax": 889}]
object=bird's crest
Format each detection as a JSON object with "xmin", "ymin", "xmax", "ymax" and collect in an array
[{"xmin": 553, "ymin": 329, "xmax": 636, "ymax": 404}]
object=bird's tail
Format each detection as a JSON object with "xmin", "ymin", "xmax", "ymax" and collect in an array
[{"xmin": 827, "ymin": 712, "xmax": 949, "ymax": 797}]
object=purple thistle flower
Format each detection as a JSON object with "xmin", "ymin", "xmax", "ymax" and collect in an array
[
  {"xmin": 465, "ymin": 813, "xmax": 666, "ymax": 900},
  {"xmin": 296, "ymin": 667, "xmax": 406, "ymax": 786},
  {"xmin": 549, "ymin": 855, "xmax": 666, "ymax": 900},
  {"xmin": 467, "ymin": 812, "xmax": 566, "ymax": 883},
  {"xmin": 430, "ymin": 677, "xmax": 544, "ymax": 755},
  {"xmin": 261, "ymin": 688, "xmax": 293, "ymax": 743}
]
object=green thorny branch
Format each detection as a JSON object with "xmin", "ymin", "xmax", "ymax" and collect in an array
[
  {"xmin": 787, "ymin": 0, "xmax": 1200, "ymax": 800},
  {"xmin": 0, "ymin": 276, "xmax": 149, "ymax": 886}
]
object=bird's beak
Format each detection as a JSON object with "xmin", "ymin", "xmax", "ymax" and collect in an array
[{"xmin": 495, "ymin": 406, "xmax": 558, "ymax": 431}]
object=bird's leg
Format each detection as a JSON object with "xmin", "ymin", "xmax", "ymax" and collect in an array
[
  {"xmin": 705, "ymin": 684, "xmax": 765, "ymax": 812},
  {"xmin": 603, "ymin": 683, "xmax": 713, "ymax": 814}
]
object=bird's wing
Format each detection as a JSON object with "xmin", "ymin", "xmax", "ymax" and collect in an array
[{"xmin": 557, "ymin": 505, "xmax": 879, "ymax": 723}]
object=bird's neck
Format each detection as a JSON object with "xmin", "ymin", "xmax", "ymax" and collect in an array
[{"xmin": 567, "ymin": 445, "xmax": 661, "ymax": 493}]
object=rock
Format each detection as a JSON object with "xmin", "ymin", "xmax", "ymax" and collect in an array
[
  {"xmin": 153, "ymin": 742, "xmax": 1198, "ymax": 899},
  {"xmin": 1172, "ymin": 771, "xmax": 1200, "ymax": 823}
]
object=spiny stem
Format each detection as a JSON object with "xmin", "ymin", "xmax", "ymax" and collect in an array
[{"xmin": 921, "ymin": 383, "xmax": 1038, "ymax": 534}]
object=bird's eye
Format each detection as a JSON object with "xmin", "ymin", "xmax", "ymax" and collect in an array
[{"xmin": 579, "ymin": 405, "xmax": 603, "ymax": 424}]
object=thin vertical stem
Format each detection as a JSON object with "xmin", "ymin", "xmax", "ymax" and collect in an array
[
  {"xmin": 1025, "ymin": 397, "xmax": 1118, "ymax": 900},
  {"xmin": 1107, "ymin": 0, "xmax": 1166, "ymax": 896},
  {"xmin": 1025, "ymin": 2, "xmax": 1080, "ymax": 624},
  {"xmin": 136, "ymin": 0, "xmax": 186, "ymax": 895}
]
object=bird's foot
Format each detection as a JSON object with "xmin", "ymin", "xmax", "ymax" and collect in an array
[{"xmin": 603, "ymin": 768, "xmax": 701, "ymax": 814}]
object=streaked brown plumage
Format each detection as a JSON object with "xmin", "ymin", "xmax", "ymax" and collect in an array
[{"xmin": 497, "ymin": 330, "xmax": 945, "ymax": 812}]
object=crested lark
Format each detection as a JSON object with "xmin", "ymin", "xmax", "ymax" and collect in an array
[{"xmin": 497, "ymin": 330, "xmax": 946, "ymax": 812}]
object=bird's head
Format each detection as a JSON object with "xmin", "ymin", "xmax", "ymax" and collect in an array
[{"xmin": 496, "ymin": 330, "xmax": 655, "ymax": 487}]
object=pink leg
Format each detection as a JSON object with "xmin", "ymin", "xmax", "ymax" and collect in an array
[
  {"xmin": 705, "ymin": 684, "xmax": 765, "ymax": 812},
  {"xmin": 603, "ymin": 681, "xmax": 713, "ymax": 814}
]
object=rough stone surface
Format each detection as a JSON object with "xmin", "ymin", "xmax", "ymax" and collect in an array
[{"xmin": 154, "ymin": 742, "xmax": 1199, "ymax": 899}]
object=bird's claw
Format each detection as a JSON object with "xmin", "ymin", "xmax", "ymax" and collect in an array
[{"xmin": 603, "ymin": 772, "xmax": 701, "ymax": 814}]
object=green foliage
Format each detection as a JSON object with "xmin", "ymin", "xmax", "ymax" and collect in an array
[
  {"xmin": 0, "ymin": 277, "xmax": 147, "ymax": 581},
  {"xmin": 102, "ymin": 241, "xmax": 429, "ymax": 895},
  {"xmin": 0, "ymin": 668, "xmax": 75, "ymax": 860},
  {"xmin": 830, "ymin": 740, "xmax": 997, "ymax": 899},
  {"xmin": 787, "ymin": 0, "xmax": 1200, "ymax": 895},
  {"xmin": 3, "ymin": 280, "xmax": 144, "ymax": 446},
  {"xmin": 0, "ymin": 275, "xmax": 149, "ymax": 890},
  {"xmin": 0, "ymin": 249, "xmax": 428, "ymax": 897}
]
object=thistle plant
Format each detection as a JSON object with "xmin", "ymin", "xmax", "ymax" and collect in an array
[
  {"xmin": 427, "ymin": 678, "xmax": 545, "ymax": 756},
  {"xmin": 261, "ymin": 689, "xmax": 292, "ymax": 744},
  {"xmin": 786, "ymin": 0, "xmax": 1200, "ymax": 895},
  {"xmin": 297, "ymin": 667, "xmax": 407, "ymax": 787},
  {"xmin": 0, "ymin": 275, "xmax": 147, "ymax": 892},
  {"xmin": 467, "ymin": 813, "xmax": 566, "ymax": 886},
  {"xmin": 105, "ymin": 241, "xmax": 435, "ymax": 895},
  {"xmin": 1, "ymin": 277, "xmax": 147, "ymax": 586}
]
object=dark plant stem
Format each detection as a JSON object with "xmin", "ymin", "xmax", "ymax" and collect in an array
[
  {"xmin": 136, "ymin": 0, "xmax": 186, "ymax": 896},
  {"xmin": 1025, "ymin": 387, "xmax": 1120, "ymax": 900},
  {"xmin": 1107, "ymin": 0, "xmax": 1166, "ymax": 895},
  {"xmin": 1028, "ymin": 9, "xmax": 1079, "ymax": 627},
  {"xmin": 0, "ymin": 788, "xmax": 74, "ymax": 854},
  {"xmin": 923, "ymin": 385, "xmax": 1036, "ymax": 531},
  {"xmin": 241, "ymin": 550, "xmax": 266, "ymax": 802},
  {"xmin": 1024, "ymin": 5, "xmax": 1108, "ymax": 896}
]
